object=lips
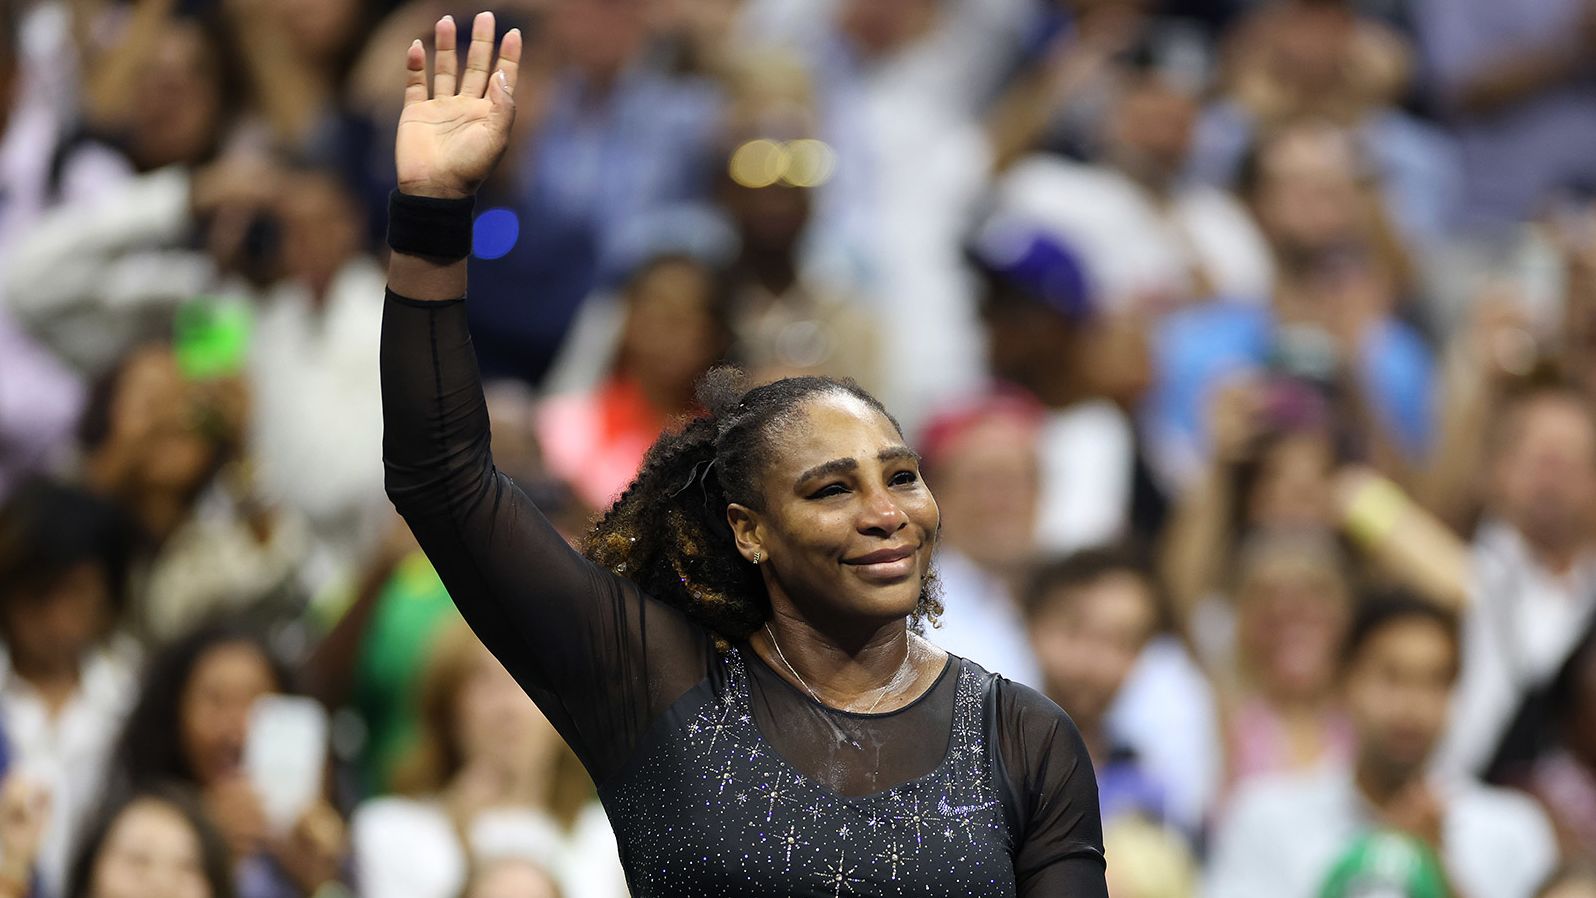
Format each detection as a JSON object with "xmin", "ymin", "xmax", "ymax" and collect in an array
[{"xmin": 843, "ymin": 545, "xmax": 918, "ymax": 582}]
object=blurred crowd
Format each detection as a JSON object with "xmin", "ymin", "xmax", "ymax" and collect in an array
[{"xmin": 2, "ymin": 0, "xmax": 1596, "ymax": 896}]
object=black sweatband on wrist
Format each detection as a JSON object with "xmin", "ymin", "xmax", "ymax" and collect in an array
[{"xmin": 387, "ymin": 189, "xmax": 476, "ymax": 261}]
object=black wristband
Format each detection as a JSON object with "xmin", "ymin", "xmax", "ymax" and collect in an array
[{"xmin": 387, "ymin": 190, "xmax": 476, "ymax": 261}]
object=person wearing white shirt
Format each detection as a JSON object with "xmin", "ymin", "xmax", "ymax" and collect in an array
[
  {"xmin": 996, "ymin": 65, "xmax": 1275, "ymax": 316},
  {"xmin": 1439, "ymin": 383, "xmax": 1596, "ymax": 778},
  {"xmin": 1206, "ymin": 594, "xmax": 1557, "ymax": 898},
  {"xmin": 0, "ymin": 479, "xmax": 139, "ymax": 898},
  {"xmin": 917, "ymin": 391, "xmax": 1047, "ymax": 688}
]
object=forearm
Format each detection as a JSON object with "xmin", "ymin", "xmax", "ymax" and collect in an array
[{"xmin": 1159, "ymin": 461, "xmax": 1236, "ymax": 628}]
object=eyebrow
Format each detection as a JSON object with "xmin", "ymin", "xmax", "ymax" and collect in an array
[{"xmin": 795, "ymin": 446, "xmax": 921, "ymax": 486}]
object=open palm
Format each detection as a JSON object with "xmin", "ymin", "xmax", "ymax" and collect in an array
[{"xmin": 396, "ymin": 12, "xmax": 522, "ymax": 200}]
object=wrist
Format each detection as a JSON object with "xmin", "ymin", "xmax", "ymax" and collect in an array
[
  {"xmin": 387, "ymin": 190, "xmax": 476, "ymax": 261},
  {"xmin": 396, "ymin": 181, "xmax": 474, "ymax": 201}
]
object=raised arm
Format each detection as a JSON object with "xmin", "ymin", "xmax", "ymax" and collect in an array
[{"xmin": 381, "ymin": 14, "xmax": 707, "ymax": 782}]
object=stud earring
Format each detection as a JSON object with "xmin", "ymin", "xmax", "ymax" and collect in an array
[{"xmin": 752, "ymin": 550, "xmax": 762, "ymax": 565}]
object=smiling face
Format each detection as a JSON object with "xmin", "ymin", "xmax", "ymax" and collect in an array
[{"xmin": 728, "ymin": 392, "xmax": 940, "ymax": 631}]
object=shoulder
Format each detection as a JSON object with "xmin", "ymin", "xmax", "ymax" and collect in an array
[{"xmin": 977, "ymin": 671, "xmax": 1091, "ymax": 771}]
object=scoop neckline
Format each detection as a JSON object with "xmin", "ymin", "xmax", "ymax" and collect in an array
[{"xmin": 738, "ymin": 641, "xmax": 956, "ymax": 719}]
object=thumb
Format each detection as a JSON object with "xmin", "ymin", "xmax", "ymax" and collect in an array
[{"xmin": 488, "ymin": 69, "xmax": 516, "ymax": 127}]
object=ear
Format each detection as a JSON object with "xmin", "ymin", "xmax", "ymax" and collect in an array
[{"xmin": 726, "ymin": 502, "xmax": 764, "ymax": 563}]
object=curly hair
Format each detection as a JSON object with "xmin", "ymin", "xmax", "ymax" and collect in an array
[{"xmin": 583, "ymin": 368, "xmax": 942, "ymax": 642}]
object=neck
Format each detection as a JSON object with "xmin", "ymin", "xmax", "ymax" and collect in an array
[
  {"xmin": 1354, "ymin": 754, "xmax": 1420, "ymax": 810},
  {"xmin": 736, "ymin": 248, "xmax": 800, "ymax": 297},
  {"xmin": 758, "ymin": 609, "xmax": 918, "ymax": 707},
  {"xmin": 11, "ymin": 656, "xmax": 82, "ymax": 717}
]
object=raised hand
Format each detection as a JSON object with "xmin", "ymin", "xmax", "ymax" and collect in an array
[{"xmin": 396, "ymin": 12, "xmax": 522, "ymax": 200}]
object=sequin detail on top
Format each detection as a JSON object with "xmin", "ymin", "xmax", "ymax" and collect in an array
[{"xmin": 600, "ymin": 649, "xmax": 1017, "ymax": 897}]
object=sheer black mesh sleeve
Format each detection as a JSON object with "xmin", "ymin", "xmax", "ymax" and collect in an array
[
  {"xmin": 380, "ymin": 291, "xmax": 711, "ymax": 784},
  {"xmin": 993, "ymin": 679, "xmax": 1109, "ymax": 898}
]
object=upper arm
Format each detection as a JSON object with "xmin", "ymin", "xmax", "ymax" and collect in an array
[
  {"xmin": 993, "ymin": 680, "xmax": 1108, "ymax": 896},
  {"xmin": 381, "ymin": 293, "xmax": 708, "ymax": 781}
]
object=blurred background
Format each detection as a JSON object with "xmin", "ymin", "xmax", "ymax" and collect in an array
[{"xmin": 2, "ymin": 0, "xmax": 1596, "ymax": 896}]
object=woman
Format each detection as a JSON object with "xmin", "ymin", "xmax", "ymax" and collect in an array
[
  {"xmin": 1219, "ymin": 530, "xmax": 1355, "ymax": 791},
  {"xmin": 108, "ymin": 621, "xmax": 348, "ymax": 898},
  {"xmin": 351, "ymin": 621, "xmax": 624, "ymax": 898},
  {"xmin": 65, "ymin": 785, "xmax": 235, "ymax": 898},
  {"xmin": 381, "ymin": 13, "xmax": 1105, "ymax": 896}
]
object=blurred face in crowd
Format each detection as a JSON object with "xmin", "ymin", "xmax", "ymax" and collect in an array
[
  {"xmin": 1, "ymin": 562, "xmax": 113, "ymax": 678},
  {"xmin": 928, "ymin": 413, "xmax": 1040, "ymax": 573},
  {"xmin": 88, "ymin": 799, "xmax": 212, "ymax": 898},
  {"xmin": 722, "ymin": 178, "xmax": 810, "ymax": 258},
  {"xmin": 278, "ymin": 172, "xmax": 363, "ymax": 299},
  {"xmin": 1245, "ymin": 432, "xmax": 1336, "ymax": 530},
  {"xmin": 1235, "ymin": 538, "xmax": 1351, "ymax": 703},
  {"xmin": 550, "ymin": 0, "xmax": 647, "ymax": 81},
  {"xmin": 467, "ymin": 858, "xmax": 562, "ymax": 898},
  {"xmin": 982, "ymin": 297, "xmax": 1150, "ymax": 409},
  {"xmin": 1344, "ymin": 616, "xmax": 1458, "ymax": 786},
  {"xmin": 1030, "ymin": 571, "xmax": 1158, "ymax": 728},
  {"xmin": 838, "ymin": 0, "xmax": 938, "ymax": 58},
  {"xmin": 271, "ymin": 0, "xmax": 363, "ymax": 67},
  {"xmin": 617, "ymin": 258, "xmax": 726, "ymax": 409},
  {"xmin": 104, "ymin": 348, "xmax": 223, "ymax": 496},
  {"xmin": 179, "ymin": 642, "xmax": 279, "ymax": 787},
  {"xmin": 1248, "ymin": 124, "xmax": 1366, "ymax": 263},
  {"xmin": 128, "ymin": 22, "xmax": 224, "ymax": 170},
  {"xmin": 1107, "ymin": 76, "xmax": 1198, "ymax": 190},
  {"xmin": 452, "ymin": 641, "xmax": 560, "ymax": 775},
  {"xmin": 1491, "ymin": 393, "xmax": 1596, "ymax": 559}
]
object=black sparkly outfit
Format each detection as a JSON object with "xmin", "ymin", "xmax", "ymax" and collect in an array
[{"xmin": 381, "ymin": 292, "xmax": 1108, "ymax": 897}]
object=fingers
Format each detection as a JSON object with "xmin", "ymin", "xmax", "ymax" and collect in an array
[
  {"xmin": 459, "ymin": 10, "xmax": 497, "ymax": 98},
  {"xmin": 433, "ymin": 15, "xmax": 458, "ymax": 97},
  {"xmin": 403, "ymin": 39, "xmax": 428, "ymax": 107},
  {"xmin": 496, "ymin": 27, "xmax": 523, "ymax": 98}
]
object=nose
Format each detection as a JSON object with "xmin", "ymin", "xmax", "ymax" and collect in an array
[{"xmin": 856, "ymin": 484, "xmax": 908, "ymax": 537}]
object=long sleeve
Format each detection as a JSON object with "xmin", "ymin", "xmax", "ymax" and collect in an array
[
  {"xmin": 2, "ymin": 166, "xmax": 214, "ymax": 371},
  {"xmin": 380, "ymin": 290, "xmax": 709, "ymax": 783},
  {"xmin": 994, "ymin": 680, "xmax": 1109, "ymax": 898}
]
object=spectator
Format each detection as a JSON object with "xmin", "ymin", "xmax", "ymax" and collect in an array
[
  {"xmin": 1511, "ymin": 625, "xmax": 1596, "ymax": 858},
  {"xmin": 108, "ymin": 620, "xmax": 349, "ymax": 898},
  {"xmin": 997, "ymin": 54, "xmax": 1275, "ymax": 314},
  {"xmin": 4, "ymin": 14, "xmax": 267, "ymax": 375},
  {"xmin": 1206, "ymin": 594, "xmax": 1557, "ymax": 898},
  {"xmin": 1215, "ymin": 530, "xmax": 1356, "ymax": 791},
  {"xmin": 918, "ymin": 391, "xmax": 1046, "ymax": 688},
  {"xmin": 1147, "ymin": 120, "xmax": 1434, "ymax": 490},
  {"xmin": 1440, "ymin": 381, "xmax": 1596, "ymax": 776},
  {"xmin": 466, "ymin": 0, "xmax": 723, "ymax": 387},
  {"xmin": 1023, "ymin": 550, "xmax": 1175, "ymax": 825},
  {"xmin": 536, "ymin": 253, "xmax": 733, "ymax": 510},
  {"xmin": 75, "ymin": 344, "xmax": 307, "ymax": 641},
  {"xmin": 0, "ymin": 478, "xmax": 136, "ymax": 897},
  {"xmin": 351, "ymin": 623, "xmax": 624, "ymax": 898},
  {"xmin": 64, "ymin": 785, "xmax": 235, "ymax": 898},
  {"xmin": 1414, "ymin": 0, "xmax": 1596, "ymax": 229},
  {"xmin": 1193, "ymin": 0, "xmax": 1463, "ymax": 248},
  {"xmin": 1023, "ymin": 547, "xmax": 1220, "ymax": 834},
  {"xmin": 970, "ymin": 216, "xmax": 1161, "ymax": 551}
]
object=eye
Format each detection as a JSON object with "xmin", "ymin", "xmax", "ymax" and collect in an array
[
  {"xmin": 810, "ymin": 483, "xmax": 849, "ymax": 499},
  {"xmin": 890, "ymin": 470, "xmax": 919, "ymax": 487}
]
